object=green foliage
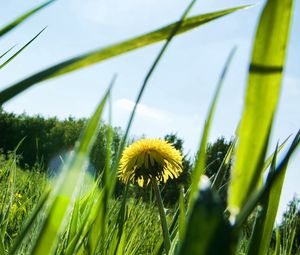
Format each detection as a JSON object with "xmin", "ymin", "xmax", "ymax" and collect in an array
[{"xmin": 0, "ymin": 109, "xmax": 122, "ymax": 177}]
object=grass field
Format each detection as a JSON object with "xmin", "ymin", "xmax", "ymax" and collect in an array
[{"xmin": 0, "ymin": 0, "xmax": 299, "ymax": 254}]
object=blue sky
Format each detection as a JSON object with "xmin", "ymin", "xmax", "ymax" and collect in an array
[{"xmin": 1, "ymin": 0, "xmax": 299, "ymax": 221}]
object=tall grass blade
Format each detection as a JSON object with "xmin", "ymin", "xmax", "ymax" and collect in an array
[
  {"xmin": 0, "ymin": 45, "xmax": 17, "ymax": 60},
  {"xmin": 228, "ymin": 0, "xmax": 294, "ymax": 216},
  {"xmin": 0, "ymin": 28, "xmax": 46, "ymax": 69},
  {"xmin": 234, "ymin": 130, "xmax": 300, "ymax": 230},
  {"xmin": 9, "ymin": 189, "xmax": 51, "ymax": 254},
  {"xmin": 247, "ymin": 143, "xmax": 285, "ymax": 255},
  {"xmin": 30, "ymin": 86, "xmax": 111, "ymax": 255},
  {"xmin": 65, "ymin": 199, "xmax": 80, "ymax": 249},
  {"xmin": 178, "ymin": 187, "xmax": 186, "ymax": 244},
  {"xmin": 275, "ymin": 228, "xmax": 281, "ymax": 255},
  {"xmin": 211, "ymin": 137, "xmax": 236, "ymax": 190},
  {"xmin": 178, "ymin": 177, "xmax": 230, "ymax": 255},
  {"xmin": 0, "ymin": 5, "xmax": 250, "ymax": 105},
  {"xmin": 262, "ymin": 135, "xmax": 290, "ymax": 173},
  {"xmin": 0, "ymin": 0, "xmax": 55, "ymax": 37},
  {"xmin": 189, "ymin": 47, "xmax": 236, "ymax": 208}
]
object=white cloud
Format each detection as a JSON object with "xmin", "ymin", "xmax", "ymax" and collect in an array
[
  {"xmin": 115, "ymin": 98, "xmax": 166, "ymax": 121},
  {"xmin": 112, "ymin": 98, "xmax": 203, "ymax": 154}
]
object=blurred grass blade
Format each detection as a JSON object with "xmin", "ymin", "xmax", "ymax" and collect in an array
[
  {"xmin": 275, "ymin": 228, "xmax": 281, "ymax": 255},
  {"xmin": 0, "ymin": 28, "xmax": 46, "ymax": 69},
  {"xmin": 0, "ymin": 45, "xmax": 17, "ymax": 60},
  {"xmin": 0, "ymin": 0, "xmax": 54, "ymax": 37},
  {"xmin": 234, "ymin": 130, "xmax": 300, "ymax": 231},
  {"xmin": 30, "ymin": 85, "xmax": 112, "ymax": 255},
  {"xmin": 189, "ymin": 47, "xmax": 236, "ymax": 208},
  {"xmin": 65, "ymin": 199, "xmax": 80, "ymax": 248},
  {"xmin": 228, "ymin": 0, "xmax": 294, "ymax": 216},
  {"xmin": 65, "ymin": 189, "xmax": 102, "ymax": 255},
  {"xmin": 0, "ymin": 238, "xmax": 4, "ymax": 255},
  {"xmin": 247, "ymin": 144, "xmax": 284, "ymax": 255},
  {"xmin": 0, "ymin": 5, "xmax": 250, "ymax": 105},
  {"xmin": 178, "ymin": 177, "xmax": 230, "ymax": 255}
]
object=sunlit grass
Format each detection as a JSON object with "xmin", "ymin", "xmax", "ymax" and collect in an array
[{"xmin": 0, "ymin": 0, "xmax": 299, "ymax": 254}]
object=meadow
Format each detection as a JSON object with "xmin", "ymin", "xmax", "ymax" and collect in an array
[{"xmin": 0, "ymin": 0, "xmax": 299, "ymax": 254}]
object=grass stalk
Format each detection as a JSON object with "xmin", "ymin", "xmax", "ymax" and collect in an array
[{"xmin": 152, "ymin": 180, "xmax": 171, "ymax": 253}]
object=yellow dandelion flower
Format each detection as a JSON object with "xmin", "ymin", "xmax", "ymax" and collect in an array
[{"xmin": 118, "ymin": 138, "xmax": 183, "ymax": 187}]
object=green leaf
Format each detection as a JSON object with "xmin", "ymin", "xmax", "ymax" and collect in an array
[
  {"xmin": 65, "ymin": 189, "xmax": 102, "ymax": 255},
  {"xmin": 0, "ymin": 45, "xmax": 17, "ymax": 60},
  {"xmin": 65, "ymin": 199, "xmax": 80, "ymax": 248},
  {"xmin": 211, "ymin": 137, "xmax": 236, "ymax": 190},
  {"xmin": 178, "ymin": 177, "xmax": 231, "ymax": 255},
  {"xmin": 178, "ymin": 187, "xmax": 186, "ymax": 244},
  {"xmin": 189, "ymin": 47, "xmax": 236, "ymax": 208},
  {"xmin": 0, "ymin": 28, "xmax": 46, "ymax": 69},
  {"xmin": 228, "ymin": 0, "xmax": 294, "ymax": 216},
  {"xmin": 262, "ymin": 135, "xmax": 290, "ymax": 173},
  {"xmin": 234, "ymin": 130, "xmax": 300, "ymax": 231},
  {"xmin": 275, "ymin": 228, "xmax": 281, "ymax": 255},
  {"xmin": 0, "ymin": 5, "xmax": 250, "ymax": 105},
  {"xmin": 247, "ymin": 144, "xmax": 285, "ymax": 255},
  {"xmin": 0, "ymin": 0, "xmax": 55, "ymax": 37}
]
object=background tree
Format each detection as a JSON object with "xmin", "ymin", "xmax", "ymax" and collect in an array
[{"xmin": 0, "ymin": 109, "xmax": 122, "ymax": 177}]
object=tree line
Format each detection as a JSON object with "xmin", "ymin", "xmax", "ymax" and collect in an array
[{"xmin": 0, "ymin": 108, "xmax": 231, "ymax": 205}]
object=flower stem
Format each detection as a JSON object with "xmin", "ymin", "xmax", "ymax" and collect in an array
[{"xmin": 152, "ymin": 180, "xmax": 171, "ymax": 253}]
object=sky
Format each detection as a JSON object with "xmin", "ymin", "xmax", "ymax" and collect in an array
[{"xmin": 0, "ymin": 0, "xmax": 299, "ymax": 221}]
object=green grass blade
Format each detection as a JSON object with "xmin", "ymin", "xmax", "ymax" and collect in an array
[
  {"xmin": 9, "ymin": 189, "xmax": 51, "ymax": 254},
  {"xmin": 228, "ymin": 0, "xmax": 294, "ymax": 216},
  {"xmin": 189, "ymin": 47, "xmax": 236, "ymax": 209},
  {"xmin": 30, "ymin": 86, "xmax": 111, "ymax": 255},
  {"xmin": 247, "ymin": 144, "xmax": 284, "ymax": 255},
  {"xmin": 0, "ymin": 237, "xmax": 5, "ymax": 255},
  {"xmin": 0, "ymin": 5, "xmax": 250, "ymax": 105},
  {"xmin": 211, "ymin": 137, "xmax": 236, "ymax": 190},
  {"xmin": 0, "ymin": 28, "xmax": 46, "ymax": 69},
  {"xmin": 0, "ymin": 45, "xmax": 17, "ymax": 60},
  {"xmin": 275, "ymin": 228, "xmax": 281, "ymax": 255},
  {"xmin": 234, "ymin": 130, "xmax": 300, "ymax": 231},
  {"xmin": 179, "ymin": 187, "xmax": 186, "ymax": 244},
  {"xmin": 0, "ymin": 0, "xmax": 55, "ymax": 37},
  {"xmin": 262, "ymin": 136, "xmax": 290, "ymax": 173},
  {"xmin": 65, "ymin": 189, "xmax": 103, "ymax": 255},
  {"xmin": 116, "ymin": 229, "xmax": 126, "ymax": 255},
  {"xmin": 178, "ymin": 177, "xmax": 230, "ymax": 255},
  {"xmin": 65, "ymin": 199, "xmax": 80, "ymax": 248}
]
